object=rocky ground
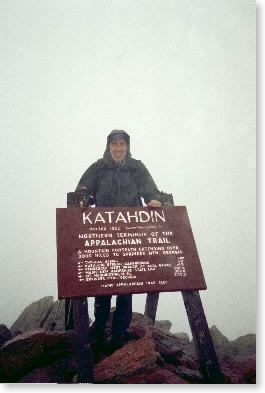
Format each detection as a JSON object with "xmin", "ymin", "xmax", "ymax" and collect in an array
[{"xmin": 0, "ymin": 296, "xmax": 256, "ymax": 384}]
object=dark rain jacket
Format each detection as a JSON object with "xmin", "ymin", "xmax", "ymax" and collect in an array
[{"xmin": 75, "ymin": 133, "xmax": 161, "ymax": 208}]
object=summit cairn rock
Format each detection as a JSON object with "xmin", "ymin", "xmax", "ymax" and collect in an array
[
  {"xmin": 10, "ymin": 297, "xmax": 54, "ymax": 336},
  {"xmin": 151, "ymin": 328, "xmax": 198, "ymax": 369},
  {"xmin": 94, "ymin": 335, "xmax": 160, "ymax": 383},
  {"xmin": 209, "ymin": 325, "xmax": 232, "ymax": 358},
  {"xmin": 1, "ymin": 297, "xmax": 256, "ymax": 384},
  {"xmin": 19, "ymin": 355, "xmax": 77, "ymax": 383},
  {"xmin": 42, "ymin": 299, "xmax": 66, "ymax": 332},
  {"xmin": 154, "ymin": 320, "xmax": 172, "ymax": 332},
  {"xmin": 230, "ymin": 334, "xmax": 256, "ymax": 359},
  {"xmin": 0, "ymin": 329, "xmax": 75, "ymax": 382},
  {"xmin": 173, "ymin": 332, "xmax": 190, "ymax": 344},
  {"xmin": 10, "ymin": 297, "xmax": 66, "ymax": 336}
]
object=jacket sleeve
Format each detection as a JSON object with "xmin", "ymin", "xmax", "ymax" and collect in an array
[
  {"xmin": 75, "ymin": 161, "xmax": 99, "ymax": 195},
  {"xmin": 137, "ymin": 162, "xmax": 161, "ymax": 204}
]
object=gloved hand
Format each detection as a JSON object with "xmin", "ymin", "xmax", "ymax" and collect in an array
[
  {"xmin": 147, "ymin": 199, "xmax": 162, "ymax": 208},
  {"xmin": 74, "ymin": 188, "xmax": 89, "ymax": 207}
]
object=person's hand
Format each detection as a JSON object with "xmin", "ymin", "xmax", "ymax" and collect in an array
[
  {"xmin": 147, "ymin": 200, "xmax": 162, "ymax": 208},
  {"xmin": 74, "ymin": 189, "xmax": 88, "ymax": 207}
]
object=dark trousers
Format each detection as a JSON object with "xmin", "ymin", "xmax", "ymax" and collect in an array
[{"xmin": 94, "ymin": 294, "xmax": 132, "ymax": 336}]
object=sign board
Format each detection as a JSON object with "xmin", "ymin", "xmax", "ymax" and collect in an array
[{"xmin": 56, "ymin": 206, "xmax": 206, "ymax": 298}]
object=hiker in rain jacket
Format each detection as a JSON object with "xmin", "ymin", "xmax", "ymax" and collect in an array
[{"xmin": 75, "ymin": 129, "xmax": 161, "ymax": 349}]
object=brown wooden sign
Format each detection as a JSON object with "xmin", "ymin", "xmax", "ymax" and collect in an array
[{"xmin": 56, "ymin": 206, "xmax": 206, "ymax": 298}]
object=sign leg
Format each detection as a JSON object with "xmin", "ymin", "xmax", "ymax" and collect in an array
[
  {"xmin": 144, "ymin": 292, "xmax": 159, "ymax": 323},
  {"xmin": 181, "ymin": 290, "xmax": 225, "ymax": 383},
  {"xmin": 73, "ymin": 298, "xmax": 94, "ymax": 383}
]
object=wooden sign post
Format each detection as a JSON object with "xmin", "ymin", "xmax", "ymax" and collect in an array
[
  {"xmin": 57, "ymin": 193, "xmax": 224, "ymax": 384},
  {"xmin": 65, "ymin": 193, "xmax": 94, "ymax": 383},
  {"xmin": 143, "ymin": 196, "xmax": 225, "ymax": 383},
  {"xmin": 181, "ymin": 291, "xmax": 224, "ymax": 383}
]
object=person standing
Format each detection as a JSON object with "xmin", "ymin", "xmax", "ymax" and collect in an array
[{"xmin": 75, "ymin": 129, "xmax": 161, "ymax": 349}]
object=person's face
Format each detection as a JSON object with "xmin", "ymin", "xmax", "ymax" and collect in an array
[{"xmin": 109, "ymin": 138, "xmax": 128, "ymax": 162}]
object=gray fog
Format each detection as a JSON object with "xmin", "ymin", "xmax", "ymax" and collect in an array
[{"xmin": 0, "ymin": 0, "xmax": 255, "ymax": 340}]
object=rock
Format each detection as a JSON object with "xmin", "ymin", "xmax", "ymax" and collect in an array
[
  {"xmin": 209, "ymin": 327, "xmax": 256, "ymax": 379},
  {"xmin": 220, "ymin": 356, "xmax": 256, "ymax": 384},
  {"xmin": 123, "ymin": 366, "xmax": 189, "ymax": 384},
  {"xmin": 151, "ymin": 328, "xmax": 199, "ymax": 370},
  {"xmin": 175, "ymin": 366, "xmax": 204, "ymax": 383},
  {"xmin": 0, "ymin": 325, "xmax": 11, "ymax": 347},
  {"xmin": 129, "ymin": 312, "xmax": 154, "ymax": 328},
  {"xmin": 210, "ymin": 325, "xmax": 229, "ymax": 345},
  {"xmin": 10, "ymin": 297, "xmax": 55, "ymax": 336},
  {"xmin": 154, "ymin": 320, "xmax": 172, "ymax": 332},
  {"xmin": 173, "ymin": 332, "xmax": 190, "ymax": 344},
  {"xmin": 94, "ymin": 335, "xmax": 159, "ymax": 383},
  {"xmin": 19, "ymin": 355, "xmax": 77, "ymax": 383},
  {"xmin": 156, "ymin": 347, "xmax": 183, "ymax": 365},
  {"xmin": 42, "ymin": 299, "xmax": 66, "ymax": 332},
  {"xmin": 122, "ymin": 373, "xmax": 147, "ymax": 384},
  {"xmin": 127, "ymin": 324, "xmax": 149, "ymax": 340},
  {"xmin": 0, "ymin": 329, "xmax": 75, "ymax": 382},
  {"xmin": 176, "ymin": 352, "xmax": 199, "ymax": 370},
  {"xmin": 43, "ymin": 299, "xmax": 92, "ymax": 332},
  {"xmin": 106, "ymin": 311, "xmax": 153, "ymax": 329},
  {"xmin": 145, "ymin": 369, "xmax": 189, "ymax": 384},
  {"xmin": 161, "ymin": 363, "xmax": 178, "ymax": 374},
  {"xmin": 230, "ymin": 334, "xmax": 256, "ymax": 358},
  {"xmin": 1, "ymin": 304, "xmax": 256, "ymax": 385},
  {"xmin": 152, "ymin": 328, "xmax": 184, "ymax": 353},
  {"xmin": 152, "ymin": 328, "xmax": 190, "ymax": 366},
  {"xmin": 209, "ymin": 325, "xmax": 231, "ymax": 358},
  {"xmin": 241, "ymin": 358, "xmax": 256, "ymax": 384}
]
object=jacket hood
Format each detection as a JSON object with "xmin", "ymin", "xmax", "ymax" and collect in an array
[{"xmin": 103, "ymin": 129, "xmax": 132, "ymax": 164}]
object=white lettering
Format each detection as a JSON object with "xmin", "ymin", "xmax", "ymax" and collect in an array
[
  {"xmin": 95, "ymin": 212, "xmax": 106, "ymax": 224},
  {"xmin": 116, "ymin": 212, "xmax": 127, "ymax": 223},
  {"xmin": 104, "ymin": 211, "xmax": 115, "ymax": 223},
  {"xmin": 83, "ymin": 212, "xmax": 92, "ymax": 224},
  {"xmin": 138, "ymin": 211, "xmax": 150, "ymax": 222},
  {"xmin": 154, "ymin": 210, "xmax": 166, "ymax": 223},
  {"xmin": 126, "ymin": 211, "xmax": 139, "ymax": 223}
]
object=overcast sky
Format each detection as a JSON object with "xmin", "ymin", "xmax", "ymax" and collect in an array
[{"xmin": 0, "ymin": 0, "xmax": 255, "ymax": 340}]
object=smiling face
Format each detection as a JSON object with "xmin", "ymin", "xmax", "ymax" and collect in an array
[{"xmin": 109, "ymin": 138, "xmax": 128, "ymax": 162}]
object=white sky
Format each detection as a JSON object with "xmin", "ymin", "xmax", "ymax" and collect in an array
[{"xmin": 0, "ymin": 0, "xmax": 255, "ymax": 340}]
